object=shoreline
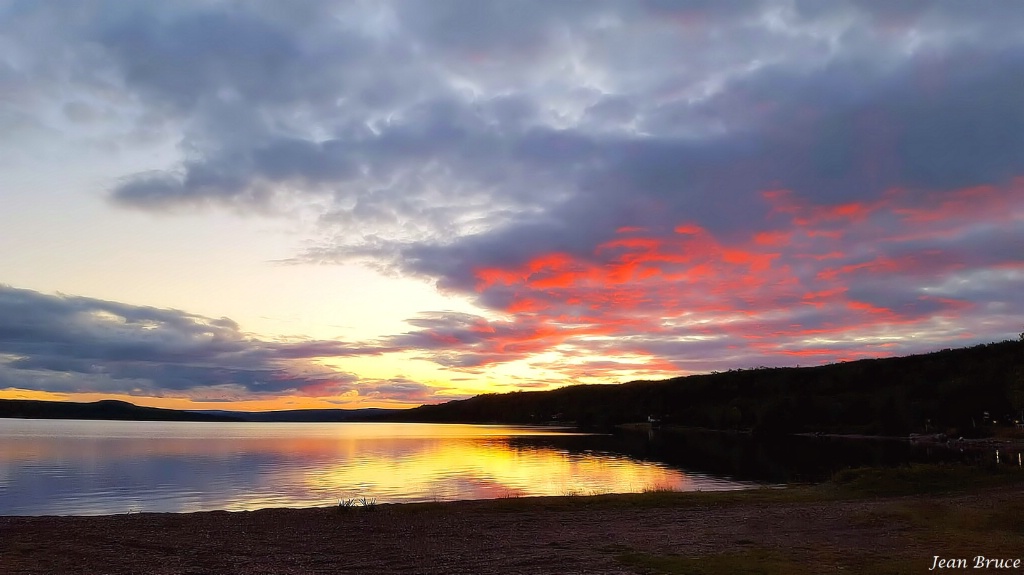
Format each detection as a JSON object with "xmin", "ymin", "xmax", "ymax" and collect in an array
[
  {"xmin": 794, "ymin": 431, "xmax": 1024, "ymax": 451},
  {"xmin": 621, "ymin": 423, "xmax": 1024, "ymax": 451},
  {"xmin": 3, "ymin": 475, "xmax": 1022, "ymax": 575}
]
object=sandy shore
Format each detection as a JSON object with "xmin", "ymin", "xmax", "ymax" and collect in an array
[{"xmin": 2, "ymin": 485, "xmax": 1021, "ymax": 575}]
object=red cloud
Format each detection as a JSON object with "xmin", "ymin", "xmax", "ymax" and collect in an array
[{"xmin": 413, "ymin": 181, "xmax": 1024, "ymax": 379}]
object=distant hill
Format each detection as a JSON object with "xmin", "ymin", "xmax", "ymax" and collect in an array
[
  {"xmin": 0, "ymin": 399, "xmax": 242, "ymax": 422},
  {"xmin": 389, "ymin": 340, "xmax": 1024, "ymax": 436},
  {"xmin": 0, "ymin": 399, "xmax": 403, "ymax": 423}
]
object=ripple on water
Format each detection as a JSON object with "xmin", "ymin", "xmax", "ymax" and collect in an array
[{"xmin": 0, "ymin": 420, "xmax": 754, "ymax": 515}]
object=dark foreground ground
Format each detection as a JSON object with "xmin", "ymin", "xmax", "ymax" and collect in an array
[{"xmin": 3, "ymin": 467, "xmax": 1023, "ymax": 575}]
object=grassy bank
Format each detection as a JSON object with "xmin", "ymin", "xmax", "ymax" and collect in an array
[{"xmin": 612, "ymin": 463, "xmax": 1024, "ymax": 575}]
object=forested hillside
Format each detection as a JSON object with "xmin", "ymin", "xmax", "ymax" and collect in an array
[{"xmin": 394, "ymin": 340, "xmax": 1024, "ymax": 436}]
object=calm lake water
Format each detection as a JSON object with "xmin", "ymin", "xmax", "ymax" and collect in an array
[{"xmin": 0, "ymin": 419, "xmax": 751, "ymax": 516}]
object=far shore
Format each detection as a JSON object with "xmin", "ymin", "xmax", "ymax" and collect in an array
[
  {"xmin": 617, "ymin": 421, "xmax": 1024, "ymax": 451},
  {"xmin": 793, "ymin": 430, "xmax": 1024, "ymax": 451},
  {"xmin": 4, "ymin": 466, "xmax": 1023, "ymax": 575}
]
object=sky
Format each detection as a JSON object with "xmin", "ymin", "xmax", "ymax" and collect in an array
[{"xmin": 1, "ymin": 0, "xmax": 1023, "ymax": 411}]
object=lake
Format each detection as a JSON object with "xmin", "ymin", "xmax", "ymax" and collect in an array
[{"xmin": 0, "ymin": 419, "xmax": 751, "ymax": 516}]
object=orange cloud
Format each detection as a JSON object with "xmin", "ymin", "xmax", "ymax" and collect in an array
[{"xmin": 407, "ymin": 181, "xmax": 1022, "ymax": 381}]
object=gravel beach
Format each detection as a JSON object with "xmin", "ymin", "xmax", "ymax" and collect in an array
[{"xmin": 3, "ymin": 485, "xmax": 1020, "ymax": 575}]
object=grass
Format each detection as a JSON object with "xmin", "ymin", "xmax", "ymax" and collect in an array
[
  {"xmin": 561, "ymin": 487, "xmax": 602, "ymax": 497},
  {"xmin": 336, "ymin": 496, "xmax": 377, "ymax": 511},
  {"xmin": 641, "ymin": 483, "xmax": 679, "ymax": 493},
  {"xmin": 825, "ymin": 462, "xmax": 1024, "ymax": 497},
  {"xmin": 613, "ymin": 495, "xmax": 1024, "ymax": 575},
  {"xmin": 607, "ymin": 464, "xmax": 1024, "ymax": 575},
  {"xmin": 849, "ymin": 495, "xmax": 1024, "ymax": 549}
]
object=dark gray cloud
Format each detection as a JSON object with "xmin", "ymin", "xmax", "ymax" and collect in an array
[
  {"xmin": 0, "ymin": 285, "xmax": 407, "ymax": 399},
  {"xmin": 397, "ymin": 50, "xmax": 1024, "ymax": 286},
  {"xmin": 56, "ymin": 0, "xmax": 1020, "ymax": 242}
]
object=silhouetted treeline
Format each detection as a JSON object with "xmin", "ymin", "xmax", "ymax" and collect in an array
[
  {"xmin": 392, "ymin": 340, "xmax": 1024, "ymax": 436},
  {"xmin": 503, "ymin": 429, "xmax": 990, "ymax": 483},
  {"xmin": 0, "ymin": 399, "xmax": 242, "ymax": 422}
]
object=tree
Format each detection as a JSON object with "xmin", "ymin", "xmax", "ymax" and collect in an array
[{"xmin": 1011, "ymin": 367, "xmax": 1024, "ymax": 423}]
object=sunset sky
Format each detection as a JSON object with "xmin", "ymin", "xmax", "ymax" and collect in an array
[{"xmin": 1, "ymin": 0, "xmax": 1023, "ymax": 411}]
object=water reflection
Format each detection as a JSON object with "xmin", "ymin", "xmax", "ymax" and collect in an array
[
  {"xmin": 507, "ymin": 428, "xmax": 1020, "ymax": 484},
  {"xmin": 0, "ymin": 420, "xmax": 747, "ymax": 516},
  {"xmin": 302, "ymin": 437, "xmax": 734, "ymax": 502},
  {"xmin": 8, "ymin": 420, "xmax": 1004, "ymax": 516}
]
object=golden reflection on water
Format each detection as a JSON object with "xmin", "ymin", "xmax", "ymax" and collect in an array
[
  {"xmin": 0, "ymin": 420, "xmax": 745, "ymax": 515},
  {"xmin": 303, "ymin": 437, "xmax": 699, "ymax": 502}
]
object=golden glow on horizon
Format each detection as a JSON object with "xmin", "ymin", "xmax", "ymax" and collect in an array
[
  {"xmin": 0, "ymin": 388, "xmax": 417, "ymax": 411},
  {"xmin": 0, "ymin": 345, "xmax": 680, "ymax": 412}
]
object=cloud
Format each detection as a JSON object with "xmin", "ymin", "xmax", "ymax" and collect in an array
[
  {"xmin": 0, "ymin": 285, "xmax": 460, "ymax": 402},
  {"xmin": 4, "ymin": 1, "xmax": 1024, "ymax": 384},
  {"xmin": 366, "ymin": 180, "xmax": 1023, "ymax": 377}
]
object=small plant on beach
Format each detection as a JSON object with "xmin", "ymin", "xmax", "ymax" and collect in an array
[
  {"xmin": 561, "ymin": 487, "xmax": 601, "ymax": 497},
  {"xmin": 642, "ymin": 483, "xmax": 679, "ymax": 493},
  {"xmin": 359, "ymin": 496, "xmax": 377, "ymax": 511},
  {"xmin": 337, "ymin": 498, "xmax": 357, "ymax": 509}
]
